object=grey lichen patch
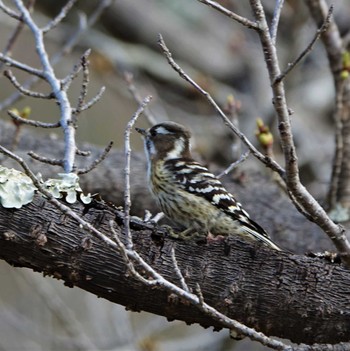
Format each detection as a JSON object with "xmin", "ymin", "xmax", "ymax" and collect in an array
[
  {"xmin": 0, "ymin": 166, "xmax": 36, "ymax": 208},
  {"xmin": 40, "ymin": 173, "xmax": 92, "ymax": 204},
  {"xmin": 0, "ymin": 167, "xmax": 92, "ymax": 209}
]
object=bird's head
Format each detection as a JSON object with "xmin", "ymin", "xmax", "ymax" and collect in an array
[{"xmin": 136, "ymin": 121, "xmax": 191, "ymax": 161}]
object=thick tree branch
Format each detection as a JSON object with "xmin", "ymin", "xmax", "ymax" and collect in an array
[{"xmin": 0, "ymin": 193, "xmax": 349, "ymax": 345}]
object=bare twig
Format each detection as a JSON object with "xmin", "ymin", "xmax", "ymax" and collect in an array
[
  {"xmin": 150, "ymin": 212, "xmax": 165, "ymax": 223},
  {"xmin": 124, "ymin": 72, "xmax": 157, "ymax": 125},
  {"xmin": 110, "ymin": 222, "xmax": 159, "ymax": 285},
  {"xmin": 270, "ymin": 0, "xmax": 285, "ymax": 45},
  {"xmin": 41, "ymin": 0, "xmax": 78, "ymax": 33},
  {"xmin": 157, "ymin": 33, "xmax": 285, "ymax": 178},
  {"xmin": 75, "ymin": 49, "xmax": 91, "ymax": 115},
  {"xmin": 196, "ymin": 0, "xmax": 259, "ymax": 30},
  {"xmin": 72, "ymin": 86, "xmax": 106, "ymax": 114},
  {"xmin": 61, "ymin": 57, "xmax": 84, "ymax": 91},
  {"xmin": 77, "ymin": 141, "xmax": 114, "ymax": 175},
  {"xmin": 217, "ymin": 150, "xmax": 250, "ymax": 179},
  {"xmin": 4, "ymin": 70, "xmax": 54, "ymax": 99},
  {"xmin": 171, "ymin": 248, "xmax": 190, "ymax": 292},
  {"xmin": 328, "ymin": 80, "xmax": 346, "ymax": 209},
  {"xmin": 7, "ymin": 110, "xmax": 60, "ymax": 128},
  {"xmin": 0, "ymin": 0, "xmax": 35, "ymax": 72},
  {"xmin": 0, "ymin": 1, "xmax": 21, "ymax": 20},
  {"xmin": 274, "ymin": 5, "xmax": 333, "ymax": 84},
  {"xmin": 75, "ymin": 148, "xmax": 91, "ymax": 157},
  {"xmin": 195, "ymin": 283, "xmax": 205, "ymax": 306},
  {"xmin": 0, "ymin": 52, "xmax": 45, "ymax": 78},
  {"xmin": 123, "ymin": 96, "xmax": 153, "ymax": 249},
  {"xmin": 28, "ymin": 151, "xmax": 64, "ymax": 167},
  {"xmin": 223, "ymin": 94, "xmax": 241, "ymax": 161}
]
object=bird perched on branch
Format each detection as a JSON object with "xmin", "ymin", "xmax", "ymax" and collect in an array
[{"xmin": 136, "ymin": 121, "xmax": 281, "ymax": 251}]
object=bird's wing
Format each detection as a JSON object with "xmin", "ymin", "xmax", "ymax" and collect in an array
[{"xmin": 165, "ymin": 158, "xmax": 271, "ymax": 239}]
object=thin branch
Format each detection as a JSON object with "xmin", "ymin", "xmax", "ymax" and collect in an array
[
  {"xmin": 75, "ymin": 49, "xmax": 91, "ymax": 115},
  {"xmin": 4, "ymin": 69, "xmax": 54, "ymax": 99},
  {"xmin": 195, "ymin": 283, "xmax": 205, "ymax": 306},
  {"xmin": 61, "ymin": 56, "xmax": 83, "ymax": 91},
  {"xmin": 0, "ymin": 1, "xmax": 22, "ymax": 20},
  {"xmin": 28, "ymin": 151, "xmax": 64, "ymax": 166},
  {"xmin": 327, "ymin": 80, "xmax": 346, "ymax": 209},
  {"xmin": 77, "ymin": 141, "xmax": 114, "ymax": 175},
  {"xmin": 75, "ymin": 148, "xmax": 91, "ymax": 157},
  {"xmin": 110, "ymin": 222, "xmax": 159, "ymax": 285},
  {"xmin": 7, "ymin": 110, "xmax": 61, "ymax": 128},
  {"xmin": 62, "ymin": 49, "xmax": 92, "ymax": 93},
  {"xmin": 217, "ymin": 150, "xmax": 250, "ymax": 179},
  {"xmin": 270, "ymin": 0, "xmax": 285, "ymax": 45},
  {"xmin": 0, "ymin": 0, "xmax": 35, "ymax": 72},
  {"xmin": 72, "ymin": 86, "xmax": 106, "ymax": 114},
  {"xmin": 0, "ymin": 52, "xmax": 45, "ymax": 78},
  {"xmin": 123, "ymin": 96, "xmax": 153, "ymax": 249},
  {"xmin": 124, "ymin": 72, "xmax": 157, "ymax": 125},
  {"xmin": 274, "ymin": 5, "xmax": 333, "ymax": 84},
  {"xmin": 223, "ymin": 95, "xmax": 242, "ymax": 161},
  {"xmin": 196, "ymin": 0, "xmax": 259, "ymax": 30},
  {"xmin": 171, "ymin": 248, "xmax": 190, "ymax": 292},
  {"xmin": 41, "ymin": 0, "xmax": 78, "ymax": 33},
  {"xmin": 157, "ymin": 33, "xmax": 285, "ymax": 177}
]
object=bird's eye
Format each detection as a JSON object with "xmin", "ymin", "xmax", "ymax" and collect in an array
[{"xmin": 150, "ymin": 129, "xmax": 157, "ymax": 137}]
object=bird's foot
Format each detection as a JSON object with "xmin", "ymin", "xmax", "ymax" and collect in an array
[
  {"xmin": 206, "ymin": 232, "xmax": 226, "ymax": 242},
  {"xmin": 163, "ymin": 225, "xmax": 205, "ymax": 241}
]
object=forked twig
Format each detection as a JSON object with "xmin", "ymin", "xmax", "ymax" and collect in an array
[{"xmin": 274, "ymin": 5, "xmax": 333, "ymax": 84}]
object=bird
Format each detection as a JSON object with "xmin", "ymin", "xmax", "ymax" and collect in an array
[{"xmin": 135, "ymin": 121, "xmax": 281, "ymax": 251}]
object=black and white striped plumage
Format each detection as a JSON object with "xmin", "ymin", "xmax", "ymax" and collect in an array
[{"xmin": 136, "ymin": 121, "xmax": 280, "ymax": 250}]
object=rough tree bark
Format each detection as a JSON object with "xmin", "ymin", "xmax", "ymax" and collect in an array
[{"xmin": 0, "ymin": 192, "xmax": 350, "ymax": 345}]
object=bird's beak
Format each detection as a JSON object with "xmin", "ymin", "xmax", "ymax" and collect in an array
[{"xmin": 135, "ymin": 127, "xmax": 147, "ymax": 136}]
